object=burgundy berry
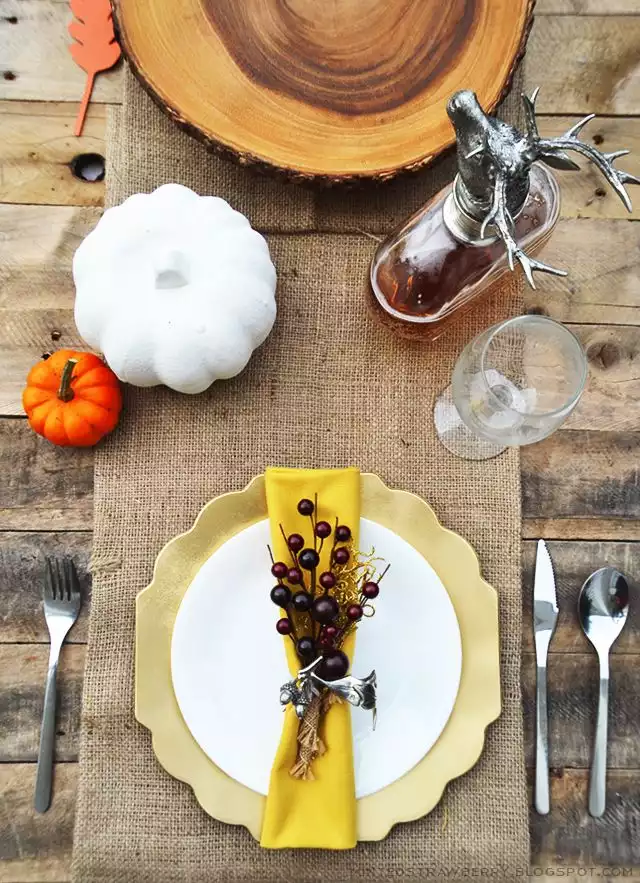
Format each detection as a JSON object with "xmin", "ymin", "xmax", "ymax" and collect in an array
[
  {"xmin": 315, "ymin": 520, "xmax": 332, "ymax": 539},
  {"xmin": 276, "ymin": 617, "xmax": 292, "ymax": 635},
  {"xmin": 288, "ymin": 533, "xmax": 304, "ymax": 553},
  {"xmin": 297, "ymin": 636, "xmax": 315, "ymax": 659},
  {"xmin": 287, "ymin": 567, "xmax": 303, "ymax": 585},
  {"xmin": 299, "ymin": 548, "xmax": 320, "ymax": 571},
  {"xmin": 270, "ymin": 585, "xmax": 291, "ymax": 607},
  {"xmin": 297, "ymin": 498, "xmax": 314, "ymax": 516},
  {"xmin": 311, "ymin": 595, "xmax": 339, "ymax": 624},
  {"xmin": 335, "ymin": 525, "xmax": 351, "ymax": 542},
  {"xmin": 324, "ymin": 625, "xmax": 338, "ymax": 639},
  {"xmin": 333, "ymin": 547, "xmax": 350, "ymax": 566},
  {"xmin": 363, "ymin": 581, "xmax": 379, "ymax": 599},
  {"xmin": 291, "ymin": 591, "xmax": 312, "ymax": 612},
  {"xmin": 319, "ymin": 571, "xmax": 336, "ymax": 590},
  {"xmin": 271, "ymin": 561, "xmax": 288, "ymax": 580},
  {"xmin": 347, "ymin": 603, "xmax": 363, "ymax": 621},
  {"xmin": 318, "ymin": 649, "xmax": 349, "ymax": 681},
  {"xmin": 318, "ymin": 635, "xmax": 331, "ymax": 648}
]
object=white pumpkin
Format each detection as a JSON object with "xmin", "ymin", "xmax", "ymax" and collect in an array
[{"xmin": 73, "ymin": 183, "xmax": 277, "ymax": 394}]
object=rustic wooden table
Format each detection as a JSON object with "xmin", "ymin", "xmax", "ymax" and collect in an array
[{"xmin": 1, "ymin": 2, "xmax": 640, "ymax": 880}]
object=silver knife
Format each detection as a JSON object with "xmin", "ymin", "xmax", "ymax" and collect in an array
[{"xmin": 533, "ymin": 539, "xmax": 559, "ymax": 815}]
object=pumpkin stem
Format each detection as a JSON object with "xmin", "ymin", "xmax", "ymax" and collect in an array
[{"xmin": 58, "ymin": 358, "xmax": 78, "ymax": 402}]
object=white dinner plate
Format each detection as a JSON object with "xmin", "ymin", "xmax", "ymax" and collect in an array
[{"xmin": 171, "ymin": 517, "xmax": 462, "ymax": 799}]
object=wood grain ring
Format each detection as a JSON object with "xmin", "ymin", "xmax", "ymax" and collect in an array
[{"xmin": 114, "ymin": 0, "xmax": 535, "ymax": 185}]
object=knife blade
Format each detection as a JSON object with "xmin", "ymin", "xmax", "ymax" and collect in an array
[{"xmin": 533, "ymin": 539, "xmax": 558, "ymax": 815}]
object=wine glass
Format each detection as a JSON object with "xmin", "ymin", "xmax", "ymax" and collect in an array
[{"xmin": 434, "ymin": 315, "xmax": 588, "ymax": 460}]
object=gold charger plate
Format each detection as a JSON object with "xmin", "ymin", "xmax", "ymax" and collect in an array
[{"xmin": 136, "ymin": 473, "xmax": 500, "ymax": 840}]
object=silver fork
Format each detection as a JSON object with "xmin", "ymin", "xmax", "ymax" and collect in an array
[{"xmin": 34, "ymin": 558, "xmax": 82, "ymax": 813}]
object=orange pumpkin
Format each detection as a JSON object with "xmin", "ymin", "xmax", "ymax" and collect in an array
[{"xmin": 23, "ymin": 350, "xmax": 122, "ymax": 447}]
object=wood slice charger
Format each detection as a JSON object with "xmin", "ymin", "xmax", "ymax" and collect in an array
[{"xmin": 114, "ymin": 0, "xmax": 535, "ymax": 184}]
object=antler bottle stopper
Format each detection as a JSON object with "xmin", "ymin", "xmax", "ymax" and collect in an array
[{"xmin": 370, "ymin": 89, "xmax": 639, "ymax": 339}]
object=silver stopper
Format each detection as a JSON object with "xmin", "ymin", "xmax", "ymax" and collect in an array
[{"xmin": 445, "ymin": 88, "xmax": 639, "ymax": 288}]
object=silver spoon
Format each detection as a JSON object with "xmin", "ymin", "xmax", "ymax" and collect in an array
[{"xmin": 578, "ymin": 567, "xmax": 630, "ymax": 818}]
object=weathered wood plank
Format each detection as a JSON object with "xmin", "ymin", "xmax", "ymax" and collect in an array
[
  {"xmin": 529, "ymin": 769, "xmax": 640, "ymax": 869},
  {"xmin": 0, "ymin": 421, "xmax": 93, "ymax": 531},
  {"xmin": 0, "ymin": 204, "xmax": 101, "ymax": 416},
  {"xmin": 0, "ymin": 645, "xmax": 84, "ymax": 763},
  {"xmin": 4, "ymin": 533, "xmax": 639, "ymax": 654},
  {"xmin": 0, "ymin": 205, "xmax": 101, "ymax": 310},
  {"xmin": 523, "ymin": 517, "xmax": 640, "ymax": 542},
  {"xmin": 2, "ymin": 10, "xmax": 639, "ymax": 122},
  {"xmin": 1, "ymin": 765, "xmax": 639, "ymax": 883},
  {"xmin": 565, "ymin": 325, "xmax": 640, "ymax": 432},
  {"xmin": 0, "ymin": 532, "xmax": 91, "ymax": 644},
  {"xmin": 0, "ymin": 101, "xmax": 107, "ymax": 206},
  {"xmin": 3, "ymin": 530, "xmax": 639, "ymax": 659},
  {"xmin": 522, "ymin": 430, "xmax": 640, "ymax": 521},
  {"xmin": 0, "ymin": 763, "xmax": 76, "ymax": 883},
  {"xmin": 0, "ymin": 0, "xmax": 122, "ymax": 103},
  {"xmin": 522, "ymin": 653, "xmax": 640, "ymax": 769},
  {"xmin": 2, "ymin": 11, "xmax": 639, "ymax": 117},
  {"xmin": 526, "ymin": 16, "xmax": 640, "ymax": 115},
  {"xmin": 6, "ymin": 532, "xmax": 638, "ymax": 653},
  {"xmin": 4, "ymin": 530, "xmax": 640, "ymax": 659},
  {"xmin": 2, "ymin": 100, "xmax": 640, "ymax": 219},
  {"xmin": 0, "ymin": 14, "xmax": 630, "ymax": 118},
  {"xmin": 537, "ymin": 0, "xmax": 640, "ymax": 12},
  {"xmin": 0, "ymin": 416, "xmax": 638, "ymax": 537},
  {"xmin": 1, "ymin": 205, "xmax": 639, "ymax": 416},
  {"xmin": 541, "ymin": 117, "xmax": 640, "ymax": 221},
  {"xmin": 529, "ymin": 220, "xmax": 640, "ymax": 326},
  {"xmin": 2, "ymin": 210, "xmax": 636, "ymax": 324},
  {"xmin": 5, "ymin": 316, "xmax": 640, "ymax": 426},
  {"xmin": 2, "ymin": 639, "xmax": 638, "ymax": 769},
  {"xmin": 522, "ymin": 540, "xmax": 640, "ymax": 654}
]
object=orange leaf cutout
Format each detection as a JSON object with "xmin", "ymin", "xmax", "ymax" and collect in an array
[{"xmin": 68, "ymin": 0, "xmax": 121, "ymax": 136}]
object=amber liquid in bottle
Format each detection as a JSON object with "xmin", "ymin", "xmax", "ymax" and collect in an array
[{"xmin": 370, "ymin": 165, "xmax": 560, "ymax": 340}]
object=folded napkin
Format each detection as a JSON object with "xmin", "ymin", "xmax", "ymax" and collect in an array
[{"xmin": 260, "ymin": 466, "xmax": 361, "ymax": 849}]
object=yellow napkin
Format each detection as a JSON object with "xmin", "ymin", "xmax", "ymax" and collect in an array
[{"xmin": 260, "ymin": 466, "xmax": 360, "ymax": 849}]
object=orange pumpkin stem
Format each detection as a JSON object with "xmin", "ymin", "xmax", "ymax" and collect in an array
[{"xmin": 58, "ymin": 358, "xmax": 78, "ymax": 402}]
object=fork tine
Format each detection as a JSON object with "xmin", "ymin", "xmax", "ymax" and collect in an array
[
  {"xmin": 64, "ymin": 557, "xmax": 81, "ymax": 601},
  {"xmin": 44, "ymin": 558, "xmax": 55, "ymax": 600},
  {"xmin": 55, "ymin": 558, "xmax": 66, "ymax": 602},
  {"xmin": 71, "ymin": 560, "xmax": 81, "ymax": 600},
  {"xmin": 64, "ymin": 559, "xmax": 72, "ymax": 602},
  {"xmin": 59, "ymin": 558, "xmax": 68, "ymax": 602}
]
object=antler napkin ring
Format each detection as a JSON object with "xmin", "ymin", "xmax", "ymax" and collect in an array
[{"xmin": 280, "ymin": 657, "xmax": 377, "ymax": 728}]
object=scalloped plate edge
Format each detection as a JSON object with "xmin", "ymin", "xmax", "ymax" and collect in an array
[{"xmin": 135, "ymin": 472, "xmax": 501, "ymax": 841}]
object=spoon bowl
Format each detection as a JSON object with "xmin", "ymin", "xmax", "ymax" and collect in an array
[
  {"xmin": 578, "ymin": 567, "xmax": 630, "ymax": 818},
  {"xmin": 578, "ymin": 567, "xmax": 630, "ymax": 654}
]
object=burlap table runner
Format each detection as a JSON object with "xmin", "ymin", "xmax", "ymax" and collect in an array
[{"xmin": 71, "ymin": 66, "xmax": 529, "ymax": 882}]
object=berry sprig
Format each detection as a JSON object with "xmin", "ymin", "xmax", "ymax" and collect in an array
[{"xmin": 269, "ymin": 496, "xmax": 389, "ymax": 682}]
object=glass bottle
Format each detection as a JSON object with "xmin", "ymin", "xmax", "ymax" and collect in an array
[
  {"xmin": 369, "ymin": 89, "xmax": 638, "ymax": 340},
  {"xmin": 370, "ymin": 165, "xmax": 559, "ymax": 340}
]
